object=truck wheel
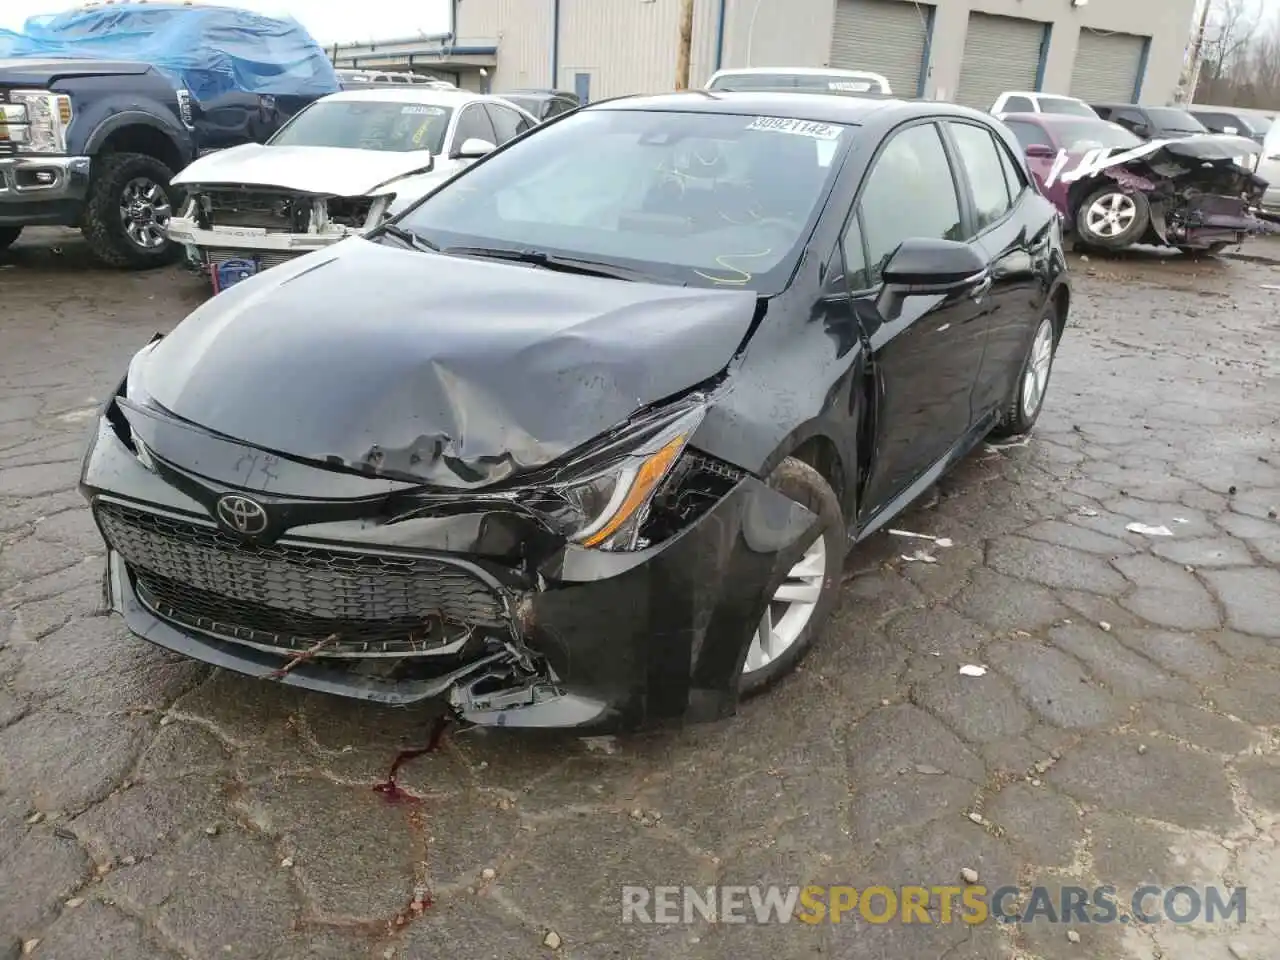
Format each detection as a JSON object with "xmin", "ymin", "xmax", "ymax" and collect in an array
[
  {"xmin": 1075, "ymin": 185, "xmax": 1149, "ymax": 251},
  {"xmin": 0, "ymin": 226, "xmax": 20, "ymax": 253},
  {"xmin": 81, "ymin": 152, "xmax": 181, "ymax": 269}
]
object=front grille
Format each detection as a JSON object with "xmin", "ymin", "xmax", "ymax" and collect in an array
[
  {"xmin": 96, "ymin": 501, "xmax": 507, "ymax": 658},
  {"xmin": 203, "ymin": 247, "xmax": 303, "ymax": 271},
  {"xmin": 201, "ymin": 189, "xmax": 310, "ymax": 231}
]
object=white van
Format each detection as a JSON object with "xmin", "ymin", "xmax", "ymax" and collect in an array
[
  {"xmin": 1258, "ymin": 121, "xmax": 1280, "ymax": 216},
  {"xmin": 991, "ymin": 91, "xmax": 1098, "ymax": 119}
]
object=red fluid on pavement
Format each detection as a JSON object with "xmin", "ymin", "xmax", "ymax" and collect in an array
[{"xmin": 372, "ymin": 715, "xmax": 450, "ymax": 804}]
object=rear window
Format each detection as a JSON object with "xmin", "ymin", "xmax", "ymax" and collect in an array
[
  {"xmin": 1038, "ymin": 98, "xmax": 1097, "ymax": 118},
  {"xmin": 1146, "ymin": 108, "xmax": 1208, "ymax": 132},
  {"xmin": 708, "ymin": 72, "xmax": 887, "ymax": 94}
]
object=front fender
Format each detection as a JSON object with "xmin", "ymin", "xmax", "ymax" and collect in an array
[{"xmin": 85, "ymin": 110, "xmax": 195, "ymax": 167}]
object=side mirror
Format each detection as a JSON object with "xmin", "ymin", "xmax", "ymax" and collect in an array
[
  {"xmin": 876, "ymin": 238, "xmax": 989, "ymax": 321},
  {"xmin": 1025, "ymin": 143, "xmax": 1056, "ymax": 159},
  {"xmin": 453, "ymin": 137, "xmax": 496, "ymax": 160},
  {"xmin": 1131, "ymin": 123, "xmax": 1151, "ymax": 138}
]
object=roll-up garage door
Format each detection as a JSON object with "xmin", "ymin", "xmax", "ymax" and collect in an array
[
  {"xmin": 830, "ymin": 0, "xmax": 933, "ymax": 98},
  {"xmin": 1069, "ymin": 29, "xmax": 1148, "ymax": 102},
  {"xmin": 955, "ymin": 12, "xmax": 1046, "ymax": 109}
]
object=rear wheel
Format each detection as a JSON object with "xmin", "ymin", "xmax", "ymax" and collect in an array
[
  {"xmin": 1075, "ymin": 185, "xmax": 1149, "ymax": 250},
  {"xmin": 0, "ymin": 226, "xmax": 21, "ymax": 253},
  {"xmin": 991, "ymin": 306, "xmax": 1059, "ymax": 439},
  {"xmin": 738, "ymin": 457, "xmax": 844, "ymax": 697}
]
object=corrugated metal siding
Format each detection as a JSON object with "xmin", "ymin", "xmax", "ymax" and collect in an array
[
  {"xmin": 558, "ymin": 0, "xmax": 710, "ymax": 99},
  {"xmin": 830, "ymin": 0, "xmax": 931, "ymax": 97},
  {"xmin": 955, "ymin": 12, "xmax": 1045, "ymax": 109},
  {"xmin": 456, "ymin": 0, "xmax": 553, "ymax": 89},
  {"xmin": 1069, "ymin": 29, "xmax": 1147, "ymax": 103}
]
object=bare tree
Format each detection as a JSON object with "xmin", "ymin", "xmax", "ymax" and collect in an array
[{"xmin": 1189, "ymin": 0, "xmax": 1280, "ymax": 108}]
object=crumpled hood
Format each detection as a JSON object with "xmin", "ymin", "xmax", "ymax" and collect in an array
[
  {"xmin": 133, "ymin": 238, "xmax": 758, "ymax": 488},
  {"xmin": 170, "ymin": 143, "xmax": 434, "ymax": 197}
]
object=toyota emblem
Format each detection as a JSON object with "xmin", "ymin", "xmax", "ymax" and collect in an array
[{"xmin": 215, "ymin": 494, "xmax": 268, "ymax": 537}]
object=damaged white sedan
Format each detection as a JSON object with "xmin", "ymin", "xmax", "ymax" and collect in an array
[{"xmin": 166, "ymin": 88, "xmax": 538, "ymax": 291}]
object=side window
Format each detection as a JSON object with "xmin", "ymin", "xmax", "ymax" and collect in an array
[
  {"xmin": 453, "ymin": 105, "xmax": 497, "ymax": 148},
  {"xmin": 547, "ymin": 98, "xmax": 575, "ymax": 118},
  {"xmin": 841, "ymin": 210, "xmax": 870, "ymax": 291},
  {"xmin": 486, "ymin": 104, "xmax": 528, "ymax": 143},
  {"xmin": 1003, "ymin": 95, "xmax": 1034, "ymax": 113},
  {"xmin": 1004, "ymin": 120, "xmax": 1052, "ymax": 149},
  {"xmin": 994, "ymin": 136, "xmax": 1028, "ymax": 200},
  {"xmin": 948, "ymin": 122, "xmax": 1012, "ymax": 234},
  {"xmin": 859, "ymin": 123, "xmax": 963, "ymax": 286}
]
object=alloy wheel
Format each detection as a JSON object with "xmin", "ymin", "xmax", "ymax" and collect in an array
[
  {"xmin": 1084, "ymin": 192, "xmax": 1137, "ymax": 239},
  {"xmin": 742, "ymin": 532, "xmax": 827, "ymax": 674},
  {"xmin": 119, "ymin": 177, "xmax": 173, "ymax": 250},
  {"xmin": 1021, "ymin": 317, "xmax": 1055, "ymax": 420}
]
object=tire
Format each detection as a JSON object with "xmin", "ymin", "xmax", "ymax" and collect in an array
[
  {"xmin": 0, "ymin": 226, "xmax": 20, "ymax": 253},
  {"xmin": 81, "ymin": 152, "xmax": 181, "ymax": 269},
  {"xmin": 738, "ymin": 457, "xmax": 844, "ymax": 698},
  {"xmin": 1075, "ymin": 185, "xmax": 1150, "ymax": 251},
  {"xmin": 991, "ymin": 304, "xmax": 1059, "ymax": 440}
]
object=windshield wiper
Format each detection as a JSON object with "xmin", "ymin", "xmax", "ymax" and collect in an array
[
  {"xmin": 379, "ymin": 223, "xmax": 439, "ymax": 253},
  {"xmin": 442, "ymin": 245, "xmax": 668, "ymax": 283}
]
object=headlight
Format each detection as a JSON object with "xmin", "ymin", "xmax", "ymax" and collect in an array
[
  {"xmin": 7, "ymin": 90, "xmax": 73, "ymax": 155},
  {"xmin": 560, "ymin": 406, "xmax": 704, "ymax": 551}
]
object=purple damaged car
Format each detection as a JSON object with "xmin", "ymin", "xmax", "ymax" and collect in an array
[{"xmin": 1000, "ymin": 112, "xmax": 1276, "ymax": 254}]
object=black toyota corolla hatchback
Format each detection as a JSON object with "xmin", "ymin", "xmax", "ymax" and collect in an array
[{"xmin": 81, "ymin": 91, "xmax": 1070, "ymax": 731}]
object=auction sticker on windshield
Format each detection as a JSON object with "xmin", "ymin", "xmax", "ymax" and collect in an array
[
  {"xmin": 402, "ymin": 105, "xmax": 445, "ymax": 115},
  {"xmin": 747, "ymin": 117, "xmax": 843, "ymax": 140}
]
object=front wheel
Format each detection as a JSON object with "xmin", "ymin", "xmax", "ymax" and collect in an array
[
  {"xmin": 0, "ymin": 226, "xmax": 21, "ymax": 253},
  {"xmin": 991, "ymin": 307, "xmax": 1059, "ymax": 439},
  {"xmin": 738, "ymin": 457, "xmax": 844, "ymax": 697},
  {"xmin": 1075, "ymin": 185, "xmax": 1149, "ymax": 250},
  {"xmin": 81, "ymin": 152, "xmax": 181, "ymax": 269}
]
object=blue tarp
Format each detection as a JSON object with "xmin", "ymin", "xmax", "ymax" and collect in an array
[{"xmin": 0, "ymin": 3, "xmax": 340, "ymax": 102}]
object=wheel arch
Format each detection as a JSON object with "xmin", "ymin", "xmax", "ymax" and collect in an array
[{"xmin": 87, "ymin": 116, "xmax": 189, "ymax": 174}]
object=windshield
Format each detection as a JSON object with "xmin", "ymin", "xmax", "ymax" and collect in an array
[
  {"xmin": 1038, "ymin": 98, "xmax": 1096, "ymax": 117},
  {"xmin": 1146, "ymin": 108, "xmax": 1208, "ymax": 133},
  {"xmin": 709, "ymin": 72, "xmax": 886, "ymax": 94},
  {"xmin": 1049, "ymin": 118, "xmax": 1143, "ymax": 151},
  {"xmin": 269, "ymin": 101, "xmax": 452, "ymax": 153},
  {"xmin": 393, "ymin": 108, "xmax": 852, "ymax": 292},
  {"xmin": 502, "ymin": 95, "xmax": 543, "ymax": 114}
]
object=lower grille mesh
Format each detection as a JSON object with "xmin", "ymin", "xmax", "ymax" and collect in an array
[{"xmin": 96, "ymin": 501, "xmax": 506, "ymax": 657}]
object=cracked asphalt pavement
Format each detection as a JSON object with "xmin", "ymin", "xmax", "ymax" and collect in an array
[{"xmin": 2, "ymin": 229, "xmax": 1279, "ymax": 960}]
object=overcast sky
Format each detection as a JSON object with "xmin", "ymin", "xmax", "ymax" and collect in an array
[
  {"xmin": 1, "ymin": 0, "xmax": 1277, "ymax": 46},
  {"xmin": 0, "ymin": 0, "xmax": 453, "ymax": 46}
]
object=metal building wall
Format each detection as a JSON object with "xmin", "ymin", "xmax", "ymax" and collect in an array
[{"xmin": 453, "ymin": 0, "xmax": 554, "ymax": 89}]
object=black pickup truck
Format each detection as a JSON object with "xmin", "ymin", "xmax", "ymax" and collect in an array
[{"xmin": 0, "ymin": 58, "xmax": 200, "ymax": 267}]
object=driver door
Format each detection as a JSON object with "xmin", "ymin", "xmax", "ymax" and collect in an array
[{"xmin": 848, "ymin": 121, "xmax": 992, "ymax": 526}]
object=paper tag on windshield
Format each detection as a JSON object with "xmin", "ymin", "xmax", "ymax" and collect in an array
[
  {"xmin": 401, "ymin": 105, "xmax": 444, "ymax": 115},
  {"xmin": 746, "ymin": 116, "xmax": 842, "ymax": 140},
  {"xmin": 829, "ymin": 80, "xmax": 871, "ymax": 92}
]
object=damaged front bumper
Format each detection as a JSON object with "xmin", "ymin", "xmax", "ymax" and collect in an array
[{"xmin": 82, "ymin": 410, "xmax": 816, "ymax": 732}]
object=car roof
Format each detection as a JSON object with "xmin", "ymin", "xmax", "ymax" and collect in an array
[
  {"xmin": 588, "ymin": 90, "xmax": 977, "ymax": 126},
  {"xmin": 711, "ymin": 66, "xmax": 882, "ymax": 78},
  {"xmin": 1001, "ymin": 112, "xmax": 1110, "ymax": 125},
  {"xmin": 320, "ymin": 88, "xmax": 493, "ymax": 107},
  {"xmin": 1002, "ymin": 91, "xmax": 1082, "ymax": 100}
]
